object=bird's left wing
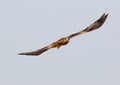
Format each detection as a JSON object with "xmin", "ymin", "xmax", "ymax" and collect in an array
[
  {"xmin": 18, "ymin": 42, "xmax": 57, "ymax": 56},
  {"xmin": 18, "ymin": 47, "xmax": 49, "ymax": 56}
]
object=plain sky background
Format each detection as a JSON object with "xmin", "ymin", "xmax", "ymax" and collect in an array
[{"xmin": 0, "ymin": 0, "xmax": 120, "ymax": 85}]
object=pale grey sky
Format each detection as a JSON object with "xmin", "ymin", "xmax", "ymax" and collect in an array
[{"xmin": 0, "ymin": 0, "xmax": 120, "ymax": 85}]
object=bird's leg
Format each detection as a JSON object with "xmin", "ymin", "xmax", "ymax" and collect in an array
[{"xmin": 57, "ymin": 46, "xmax": 61, "ymax": 49}]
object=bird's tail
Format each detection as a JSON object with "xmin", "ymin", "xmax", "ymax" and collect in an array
[{"xmin": 18, "ymin": 47, "xmax": 49, "ymax": 56}]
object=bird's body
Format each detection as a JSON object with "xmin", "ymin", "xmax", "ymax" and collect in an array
[
  {"xmin": 18, "ymin": 13, "xmax": 108, "ymax": 56},
  {"xmin": 53, "ymin": 37, "xmax": 70, "ymax": 49}
]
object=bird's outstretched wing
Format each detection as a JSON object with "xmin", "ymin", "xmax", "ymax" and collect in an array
[
  {"xmin": 18, "ymin": 37, "xmax": 70, "ymax": 56},
  {"xmin": 67, "ymin": 13, "xmax": 108, "ymax": 39},
  {"xmin": 18, "ymin": 13, "xmax": 108, "ymax": 56},
  {"xmin": 18, "ymin": 47, "xmax": 49, "ymax": 56}
]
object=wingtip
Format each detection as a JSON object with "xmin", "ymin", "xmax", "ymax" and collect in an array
[
  {"xmin": 97, "ymin": 13, "xmax": 109, "ymax": 24},
  {"xmin": 102, "ymin": 13, "xmax": 109, "ymax": 16},
  {"xmin": 18, "ymin": 53, "xmax": 27, "ymax": 55},
  {"xmin": 18, "ymin": 52, "xmax": 39, "ymax": 56},
  {"xmin": 18, "ymin": 53, "xmax": 23, "ymax": 55},
  {"xmin": 104, "ymin": 12, "xmax": 109, "ymax": 17},
  {"xmin": 101, "ymin": 13, "xmax": 109, "ymax": 19}
]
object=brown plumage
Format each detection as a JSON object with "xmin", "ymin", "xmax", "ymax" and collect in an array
[{"xmin": 18, "ymin": 13, "xmax": 108, "ymax": 56}]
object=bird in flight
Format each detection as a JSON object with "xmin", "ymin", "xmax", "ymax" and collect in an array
[{"xmin": 18, "ymin": 13, "xmax": 108, "ymax": 56}]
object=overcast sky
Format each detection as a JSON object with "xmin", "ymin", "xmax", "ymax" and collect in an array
[{"xmin": 0, "ymin": 0, "xmax": 120, "ymax": 85}]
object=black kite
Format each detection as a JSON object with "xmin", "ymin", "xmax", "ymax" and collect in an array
[{"xmin": 18, "ymin": 13, "xmax": 108, "ymax": 56}]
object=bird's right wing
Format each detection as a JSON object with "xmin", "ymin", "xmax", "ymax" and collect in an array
[{"xmin": 67, "ymin": 13, "xmax": 108, "ymax": 39}]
